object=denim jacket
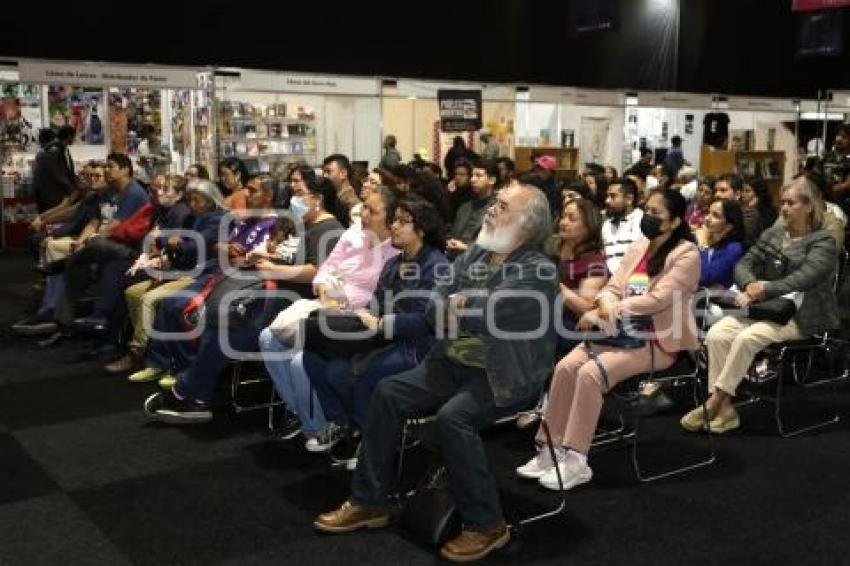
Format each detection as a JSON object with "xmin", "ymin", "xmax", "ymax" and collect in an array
[{"xmin": 424, "ymin": 244, "xmax": 558, "ymax": 406}]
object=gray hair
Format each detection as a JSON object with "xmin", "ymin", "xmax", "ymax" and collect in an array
[
  {"xmin": 186, "ymin": 178, "xmax": 227, "ymax": 210},
  {"xmin": 515, "ymin": 184, "xmax": 553, "ymax": 251}
]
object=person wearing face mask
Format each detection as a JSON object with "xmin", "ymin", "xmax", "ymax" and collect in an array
[
  {"xmin": 142, "ymin": 169, "xmax": 347, "ymax": 422},
  {"xmin": 601, "ymin": 177, "xmax": 645, "ymax": 273},
  {"xmin": 518, "ymin": 189, "xmax": 699, "ymax": 492}
]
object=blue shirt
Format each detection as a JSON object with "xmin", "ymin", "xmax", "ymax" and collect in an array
[
  {"xmin": 115, "ymin": 180, "xmax": 149, "ymax": 221},
  {"xmin": 700, "ymin": 239, "xmax": 744, "ymax": 289}
]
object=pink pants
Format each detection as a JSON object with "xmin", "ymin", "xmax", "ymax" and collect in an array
[{"xmin": 537, "ymin": 342, "xmax": 675, "ymax": 454}]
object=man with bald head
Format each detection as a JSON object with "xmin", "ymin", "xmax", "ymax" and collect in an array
[{"xmin": 314, "ymin": 184, "xmax": 558, "ymax": 562}]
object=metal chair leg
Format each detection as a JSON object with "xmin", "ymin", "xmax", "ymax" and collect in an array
[
  {"xmin": 515, "ymin": 417, "xmax": 567, "ymax": 529},
  {"xmin": 774, "ymin": 347, "xmax": 840, "ymax": 438}
]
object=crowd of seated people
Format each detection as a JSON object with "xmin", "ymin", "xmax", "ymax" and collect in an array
[{"xmin": 10, "ymin": 141, "xmax": 850, "ymax": 563}]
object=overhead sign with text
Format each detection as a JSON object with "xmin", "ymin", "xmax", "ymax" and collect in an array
[
  {"xmin": 438, "ymin": 89, "xmax": 482, "ymax": 132},
  {"xmin": 19, "ymin": 61, "xmax": 199, "ymax": 88}
]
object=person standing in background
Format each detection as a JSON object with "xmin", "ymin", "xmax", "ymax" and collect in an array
[
  {"xmin": 32, "ymin": 125, "xmax": 77, "ymax": 213},
  {"xmin": 379, "ymin": 135, "xmax": 402, "ymax": 170}
]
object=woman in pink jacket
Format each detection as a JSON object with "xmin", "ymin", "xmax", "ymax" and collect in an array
[{"xmin": 518, "ymin": 188, "xmax": 701, "ymax": 491}]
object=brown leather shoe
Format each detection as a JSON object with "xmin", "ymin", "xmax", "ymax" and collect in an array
[
  {"xmin": 105, "ymin": 354, "xmax": 138, "ymax": 374},
  {"xmin": 440, "ymin": 521, "xmax": 510, "ymax": 562},
  {"xmin": 313, "ymin": 501, "xmax": 389, "ymax": 534}
]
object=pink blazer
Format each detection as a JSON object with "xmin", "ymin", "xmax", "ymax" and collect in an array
[{"xmin": 597, "ymin": 238, "xmax": 700, "ymax": 353}]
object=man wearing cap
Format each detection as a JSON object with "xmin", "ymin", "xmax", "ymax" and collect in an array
[{"xmin": 532, "ymin": 155, "xmax": 562, "ymax": 219}]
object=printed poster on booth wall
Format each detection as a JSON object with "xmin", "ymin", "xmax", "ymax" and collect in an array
[
  {"xmin": 0, "ymin": 84, "xmax": 42, "ymax": 152},
  {"xmin": 47, "ymin": 86, "xmax": 106, "ymax": 145},
  {"xmin": 438, "ymin": 89, "xmax": 482, "ymax": 132}
]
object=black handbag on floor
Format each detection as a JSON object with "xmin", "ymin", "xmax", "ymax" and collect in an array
[{"xmin": 399, "ymin": 465, "xmax": 460, "ymax": 547}]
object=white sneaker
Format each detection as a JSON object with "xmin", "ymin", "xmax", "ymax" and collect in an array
[
  {"xmin": 538, "ymin": 458, "xmax": 593, "ymax": 491},
  {"xmin": 516, "ymin": 447, "xmax": 556, "ymax": 479}
]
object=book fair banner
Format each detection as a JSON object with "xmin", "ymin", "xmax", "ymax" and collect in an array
[{"xmin": 438, "ymin": 89, "xmax": 482, "ymax": 132}]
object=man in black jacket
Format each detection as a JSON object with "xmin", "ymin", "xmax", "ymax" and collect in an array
[{"xmin": 32, "ymin": 125, "xmax": 77, "ymax": 213}]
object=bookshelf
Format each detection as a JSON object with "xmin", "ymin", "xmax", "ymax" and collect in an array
[{"xmin": 700, "ymin": 145, "xmax": 786, "ymax": 207}]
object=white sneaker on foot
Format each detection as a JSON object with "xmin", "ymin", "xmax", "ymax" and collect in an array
[
  {"xmin": 516, "ymin": 446, "xmax": 556, "ymax": 479},
  {"xmin": 538, "ymin": 457, "xmax": 593, "ymax": 491}
]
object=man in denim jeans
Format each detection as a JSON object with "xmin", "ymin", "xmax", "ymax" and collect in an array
[{"xmin": 314, "ymin": 185, "xmax": 557, "ymax": 563}]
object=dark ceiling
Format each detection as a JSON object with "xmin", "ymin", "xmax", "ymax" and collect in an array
[{"xmin": 1, "ymin": 0, "xmax": 847, "ymax": 98}]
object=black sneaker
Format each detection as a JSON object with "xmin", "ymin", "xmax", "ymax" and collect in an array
[
  {"xmin": 278, "ymin": 411, "xmax": 303, "ymax": 441},
  {"xmin": 143, "ymin": 390, "xmax": 212, "ymax": 424},
  {"xmin": 305, "ymin": 423, "xmax": 346, "ymax": 453},
  {"xmin": 330, "ymin": 432, "xmax": 361, "ymax": 469},
  {"xmin": 11, "ymin": 311, "xmax": 58, "ymax": 336}
]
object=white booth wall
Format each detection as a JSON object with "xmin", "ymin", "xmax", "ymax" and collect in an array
[{"xmin": 629, "ymin": 107, "xmax": 798, "ymax": 181}]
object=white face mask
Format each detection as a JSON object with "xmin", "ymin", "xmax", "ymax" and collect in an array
[{"xmin": 289, "ymin": 196, "xmax": 310, "ymax": 218}]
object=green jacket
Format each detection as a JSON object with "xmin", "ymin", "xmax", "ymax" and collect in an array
[{"xmin": 734, "ymin": 225, "xmax": 839, "ymax": 335}]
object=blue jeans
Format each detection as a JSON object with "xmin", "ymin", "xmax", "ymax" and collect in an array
[
  {"xmin": 145, "ymin": 277, "xmax": 210, "ymax": 372},
  {"xmin": 351, "ymin": 354, "xmax": 533, "ymax": 531},
  {"xmin": 303, "ymin": 345, "xmax": 414, "ymax": 430},
  {"xmin": 258, "ymin": 328, "xmax": 328, "ymax": 436},
  {"xmin": 175, "ymin": 325, "xmax": 259, "ymax": 403}
]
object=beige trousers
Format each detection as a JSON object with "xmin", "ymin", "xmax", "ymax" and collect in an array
[
  {"xmin": 44, "ymin": 237, "xmax": 77, "ymax": 263},
  {"xmin": 538, "ymin": 342, "xmax": 675, "ymax": 454},
  {"xmin": 124, "ymin": 278, "xmax": 194, "ymax": 354},
  {"xmin": 706, "ymin": 315, "xmax": 803, "ymax": 395}
]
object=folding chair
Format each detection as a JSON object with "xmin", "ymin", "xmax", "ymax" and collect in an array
[{"xmin": 593, "ymin": 347, "xmax": 716, "ymax": 482}]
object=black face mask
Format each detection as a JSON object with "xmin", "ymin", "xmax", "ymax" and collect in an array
[{"xmin": 640, "ymin": 214, "xmax": 663, "ymax": 239}]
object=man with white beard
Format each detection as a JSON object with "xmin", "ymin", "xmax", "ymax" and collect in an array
[{"xmin": 313, "ymin": 184, "xmax": 558, "ymax": 563}]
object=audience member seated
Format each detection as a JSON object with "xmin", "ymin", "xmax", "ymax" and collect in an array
[
  {"xmin": 257, "ymin": 187, "xmax": 398, "ymax": 441},
  {"xmin": 555, "ymin": 198, "xmax": 609, "ymax": 353},
  {"xmin": 495, "ymin": 156, "xmax": 517, "ymax": 191},
  {"xmin": 681, "ymin": 178, "xmax": 839, "ymax": 434},
  {"xmin": 742, "ymin": 177, "xmax": 778, "ymax": 232},
  {"xmin": 314, "ymin": 185, "xmax": 556, "ymax": 563},
  {"xmin": 446, "ymin": 159, "xmax": 474, "ymax": 220},
  {"xmin": 601, "ymin": 177, "xmax": 645, "ymax": 273},
  {"xmin": 12, "ymin": 162, "xmax": 112, "ymax": 336},
  {"xmin": 445, "ymin": 160, "xmax": 496, "ymax": 258},
  {"xmin": 53, "ymin": 153, "xmax": 149, "ymax": 329},
  {"xmin": 107, "ymin": 179, "xmax": 224, "ymax": 373},
  {"xmin": 184, "ymin": 163, "xmax": 210, "ymax": 180},
  {"xmin": 695, "ymin": 199, "xmax": 746, "ymax": 289},
  {"xmin": 561, "ymin": 180, "xmax": 592, "ymax": 207},
  {"xmin": 518, "ymin": 189, "xmax": 699, "ymax": 491},
  {"xmin": 604, "ymin": 165, "xmax": 618, "ymax": 182},
  {"xmin": 218, "ymin": 157, "xmax": 250, "ymax": 211},
  {"xmin": 530, "ymin": 155, "xmax": 563, "ymax": 219},
  {"xmin": 128, "ymin": 174, "xmax": 279, "ymax": 387},
  {"xmin": 302, "ymin": 199, "xmax": 448, "ymax": 465},
  {"xmin": 323, "ymin": 154, "xmax": 362, "ymax": 227},
  {"xmin": 583, "ymin": 172, "xmax": 609, "ymax": 208},
  {"xmin": 713, "ymin": 173, "xmax": 764, "ymax": 246},
  {"xmin": 685, "ymin": 176, "xmax": 714, "ymax": 228}
]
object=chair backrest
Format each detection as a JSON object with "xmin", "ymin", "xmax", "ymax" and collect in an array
[{"xmin": 833, "ymin": 250, "xmax": 850, "ymax": 294}]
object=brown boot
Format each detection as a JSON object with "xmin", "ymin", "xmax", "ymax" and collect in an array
[
  {"xmin": 440, "ymin": 521, "xmax": 510, "ymax": 562},
  {"xmin": 313, "ymin": 501, "xmax": 389, "ymax": 534},
  {"xmin": 105, "ymin": 353, "xmax": 138, "ymax": 374}
]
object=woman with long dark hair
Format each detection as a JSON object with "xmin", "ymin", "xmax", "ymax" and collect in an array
[
  {"xmin": 518, "ymin": 189, "xmax": 700, "ymax": 491},
  {"xmin": 742, "ymin": 176, "xmax": 778, "ymax": 233}
]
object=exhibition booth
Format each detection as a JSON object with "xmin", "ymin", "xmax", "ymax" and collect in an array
[{"xmin": 2, "ymin": 55, "xmax": 848, "ymax": 248}]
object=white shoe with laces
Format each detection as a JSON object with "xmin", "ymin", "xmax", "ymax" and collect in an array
[
  {"xmin": 516, "ymin": 446, "xmax": 557, "ymax": 479},
  {"xmin": 538, "ymin": 455, "xmax": 593, "ymax": 491}
]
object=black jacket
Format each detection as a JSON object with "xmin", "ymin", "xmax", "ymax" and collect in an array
[{"xmin": 32, "ymin": 141, "xmax": 76, "ymax": 212}]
